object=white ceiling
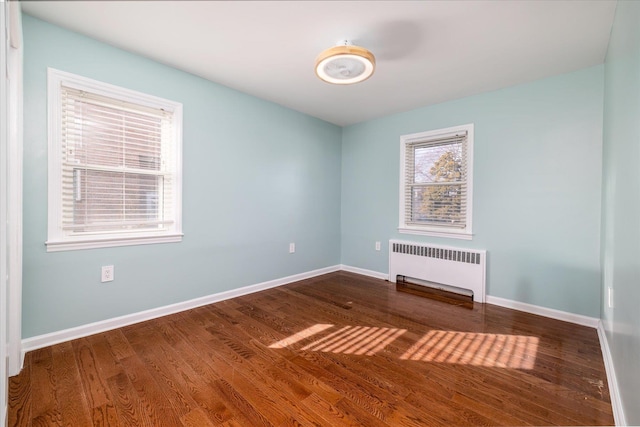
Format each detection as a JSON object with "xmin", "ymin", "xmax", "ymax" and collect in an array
[{"xmin": 21, "ymin": 1, "xmax": 616, "ymax": 127}]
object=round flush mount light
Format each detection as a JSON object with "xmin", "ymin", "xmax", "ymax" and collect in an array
[{"xmin": 315, "ymin": 40, "xmax": 376, "ymax": 85}]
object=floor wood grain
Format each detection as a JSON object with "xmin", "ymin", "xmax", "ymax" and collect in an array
[{"xmin": 9, "ymin": 271, "xmax": 614, "ymax": 426}]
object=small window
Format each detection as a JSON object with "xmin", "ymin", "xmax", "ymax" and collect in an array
[
  {"xmin": 399, "ymin": 124, "xmax": 474, "ymax": 239},
  {"xmin": 46, "ymin": 68, "xmax": 183, "ymax": 251}
]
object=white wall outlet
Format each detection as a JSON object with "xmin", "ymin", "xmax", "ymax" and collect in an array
[
  {"xmin": 101, "ymin": 265, "xmax": 114, "ymax": 282},
  {"xmin": 289, "ymin": 243, "xmax": 296, "ymax": 254},
  {"xmin": 608, "ymin": 286, "xmax": 614, "ymax": 309},
  {"xmin": 375, "ymin": 241, "xmax": 381, "ymax": 251}
]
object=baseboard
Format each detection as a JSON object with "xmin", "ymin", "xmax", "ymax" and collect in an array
[
  {"xmin": 342, "ymin": 270, "xmax": 621, "ymax": 423},
  {"xmin": 597, "ymin": 321, "xmax": 626, "ymax": 426},
  {"xmin": 18, "ymin": 265, "xmax": 602, "ymax": 360},
  {"xmin": 339, "ymin": 267, "xmax": 599, "ymax": 328},
  {"xmin": 485, "ymin": 295, "xmax": 599, "ymax": 328},
  {"xmin": 339, "ymin": 264, "xmax": 388, "ymax": 281},
  {"xmin": 21, "ymin": 264, "xmax": 341, "ymax": 355}
]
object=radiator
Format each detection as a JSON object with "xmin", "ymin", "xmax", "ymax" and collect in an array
[{"xmin": 389, "ymin": 239, "xmax": 486, "ymax": 303}]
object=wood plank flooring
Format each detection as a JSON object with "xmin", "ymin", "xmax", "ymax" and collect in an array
[{"xmin": 9, "ymin": 271, "xmax": 614, "ymax": 426}]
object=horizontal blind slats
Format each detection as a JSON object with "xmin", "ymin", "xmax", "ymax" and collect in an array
[
  {"xmin": 62, "ymin": 220, "xmax": 174, "ymax": 231},
  {"xmin": 61, "ymin": 83, "xmax": 175, "ymax": 234},
  {"xmin": 62, "ymin": 119, "xmax": 167, "ymax": 136},
  {"xmin": 63, "ymin": 129, "xmax": 165, "ymax": 148},
  {"xmin": 62, "ymin": 164, "xmax": 170, "ymax": 176},
  {"xmin": 407, "ymin": 134, "xmax": 466, "ymax": 149},
  {"xmin": 61, "ymin": 112, "xmax": 166, "ymax": 133},
  {"xmin": 62, "ymin": 86, "xmax": 173, "ymax": 119},
  {"xmin": 405, "ymin": 131, "xmax": 468, "ymax": 228}
]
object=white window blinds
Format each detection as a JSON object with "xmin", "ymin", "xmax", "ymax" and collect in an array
[
  {"xmin": 404, "ymin": 131, "xmax": 469, "ymax": 229},
  {"xmin": 60, "ymin": 86, "xmax": 175, "ymax": 235},
  {"xmin": 48, "ymin": 68, "xmax": 182, "ymax": 251}
]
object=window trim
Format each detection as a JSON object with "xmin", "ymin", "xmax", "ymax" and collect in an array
[
  {"xmin": 398, "ymin": 123, "xmax": 474, "ymax": 240},
  {"xmin": 46, "ymin": 68, "xmax": 183, "ymax": 252}
]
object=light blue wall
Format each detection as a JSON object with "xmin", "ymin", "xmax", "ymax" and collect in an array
[
  {"xmin": 23, "ymin": 13, "xmax": 608, "ymax": 339},
  {"xmin": 22, "ymin": 16, "xmax": 342, "ymax": 338},
  {"xmin": 602, "ymin": 1, "xmax": 640, "ymax": 424},
  {"xmin": 342, "ymin": 66, "xmax": 604, "ymax": 317},
  {"xmin": 21, "ymin": 8, "xmax": 638, "ymax": 422}
]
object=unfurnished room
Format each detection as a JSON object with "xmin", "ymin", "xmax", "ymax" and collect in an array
[{"xmin": 1, "ymin": 1, "xmax": 639, "ymax": 426}]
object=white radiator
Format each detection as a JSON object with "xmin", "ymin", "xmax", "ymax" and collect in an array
[{"xmin": 389, "ymin": 239, "xmax": 486, "ymax": 303}]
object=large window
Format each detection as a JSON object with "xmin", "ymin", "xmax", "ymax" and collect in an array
[
  {"xmin": 46, "ymin": 69, "xmax": 183, "ymax": 251},
  {"xmin": 399, "ymin": 124, "xmax": 474, "ymax": 239}
]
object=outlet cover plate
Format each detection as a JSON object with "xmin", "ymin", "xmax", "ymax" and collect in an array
[{"xmin": 101, "ymin": 265, "xmax": 114, "ymax": 282}]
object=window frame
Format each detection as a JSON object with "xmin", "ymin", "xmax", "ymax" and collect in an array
[
  {"xmin": 46, "ymin": 68, "xmax": 183, "ymax": 252},
  {"xmin": 398, "ymin": 123, "xmax": 474, "ymax": 240}
]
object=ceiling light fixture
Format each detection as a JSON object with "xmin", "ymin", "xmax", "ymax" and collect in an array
[{"xmin": 315, "ymin": 40, "xmax": 376, "ymax": 85}]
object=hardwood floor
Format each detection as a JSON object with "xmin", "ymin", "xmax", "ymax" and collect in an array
[{"xmin": 9, "ymin": 271, "xmax": 614, "ymax": 426}]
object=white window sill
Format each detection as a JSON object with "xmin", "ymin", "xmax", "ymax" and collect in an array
[
  {"xmin": 398, "ymin": 227, "xmax": 473, "ymax": 240},
  {"xmin": 45, "ymin": 233, "xmax": 183, "ymax": 252}
]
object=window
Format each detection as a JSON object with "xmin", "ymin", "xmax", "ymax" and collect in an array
[
  {"xmin": 46, "ymin": 68, "xmax": 183, "ymax": 251},
  {"xmin": 399, "ymin": 124, "xmax": 473, "ymax": 239}
]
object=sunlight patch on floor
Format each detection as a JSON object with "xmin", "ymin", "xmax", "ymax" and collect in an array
[
  {"xmin": 269, "ymin": 323, "xmax": 407, "ymax": 356},
  {"xmin": 300, "ymin": 325, "xmax": 407, "ymax": 356},
  {"xmin": 268, "ymin": 324, "xmax": 334, "ymax": 349},
  {"xmin": 399, "ymin": 330, "xmax": 539, "ymax": 369},
  {"xmin": 269, "ymin": 325, "xmax": 538, "ymax": 368}
]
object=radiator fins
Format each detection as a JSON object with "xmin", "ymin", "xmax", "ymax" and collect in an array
[{"xmin": 391, "ymin": 243, "xmax": 481, "ymax": 265}]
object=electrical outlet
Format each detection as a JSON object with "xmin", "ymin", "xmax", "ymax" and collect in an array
[
  {"xmin": 608, "ymin": 286, "xmax": 614, "ymax": 309},
  {"xmin": 375, "ymin": 241, "xmax": 381, "ymax": 251},
  {"xmin": 289, "ymin": 243, "xmax": 296, "ymax": 254},
  {"xmin": 101, "ymin": 265, "xmax": 114, "ymax": 282}
]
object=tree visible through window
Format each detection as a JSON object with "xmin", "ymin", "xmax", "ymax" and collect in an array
[
  {"xmin": 413, "ymin": 142, "xmax": 464, "ymax": 225},
  {"xmin": 400, "ymin": 124, "xmax": 473, "ymax": 238}
]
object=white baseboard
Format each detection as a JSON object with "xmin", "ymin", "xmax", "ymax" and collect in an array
[
  {"xmin": 17, "ymin": 264, "xmax": 624, "ymax": 427},
  {"xmin": 597, "ymin": 321, "xmax": 626, "ymax": 426},
  {"xmin": 21, "ymin": 265, "xmax": 341, "ymax": 355},
  {"xmin": 484, "ymin": 295, "xmax": 599, "ymax": 328},
  {"xmin": 339, "ymin": 266, "xmax": 600, "ymax": 329},
  {"xmin": 344, "ymin": 270, "xmax": 620, "ymax": 423},
  {"xmin": 340, "ymin": 264, "xmax": 388, "ymax": 281},
  {"xmin": 19, "ymin": 265, "xmax": 603, "ymax": 363}
]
